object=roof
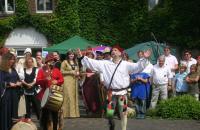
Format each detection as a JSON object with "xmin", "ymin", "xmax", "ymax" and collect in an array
[{"xmin": 44, "ymin": 35, "xmax": 97, "ymax": 54}]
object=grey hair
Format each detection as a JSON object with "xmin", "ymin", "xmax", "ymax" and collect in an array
[{"xmin": 158, "ymin": 55, "xmax": 165, "ymax": 61}]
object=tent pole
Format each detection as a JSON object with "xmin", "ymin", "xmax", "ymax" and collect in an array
[{"xmin": 151, "ymin": 32, "xmax": 160, "ymax": 58}]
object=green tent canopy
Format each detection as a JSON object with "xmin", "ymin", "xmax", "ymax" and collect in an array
[
  {"xmin": 44, "ymin": 35, "xmax": 97, "ymax": 54},
  {"xmin": 125, "ymin": 41, "xmax": 176, "ymax": 64}
]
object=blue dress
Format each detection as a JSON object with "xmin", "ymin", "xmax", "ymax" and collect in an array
[
  {"xmin": 0, "ymin": 68, "xmax": 20, "ymax": 130},
  {"xmin": 8, "ymin": 68, "xmax": 21, "ymax": 119},
  {"xmin": 130, "ymin": 72, "xmax": 150, "ymax": 100},
  {"xmin": 0, "ymin": 70, "xmax": 12, "ymax": 130}
]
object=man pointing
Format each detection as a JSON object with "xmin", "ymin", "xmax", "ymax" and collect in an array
[{"xmin": 77, "ymin": 45, "xmax": 151, "ymax": 130}]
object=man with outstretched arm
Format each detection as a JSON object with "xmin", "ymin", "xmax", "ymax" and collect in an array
[{"xmin": 77, "ymin": 45, "xmax": 151, "ymax": 130}]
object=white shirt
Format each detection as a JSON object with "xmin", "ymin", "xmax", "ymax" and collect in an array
[
  {"xmin": 151, "ymin": 64, "xmax": 172, "ymax": 85},
  {"xmin": 15, "ymin": 64, "xmax": 25, "ymax": 80},
  {"xmin": 180, "ymin": 58, "xmax": 197, "ymax": 73},
  {"xmin": 164, "ymin": 54, "xmax": 178, "ymax": 76},
  {"xmin": 81, "ymin": 56, "xmax": 149, "ymax": 95}
]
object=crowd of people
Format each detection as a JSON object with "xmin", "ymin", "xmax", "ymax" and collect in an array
[
  {"xmin": 130, "ymin": 47, "xmax": 200, "ymax": 120},
  {"xmin": 0, "ymin": 45, "xmax": 199, "ymax": 130}
]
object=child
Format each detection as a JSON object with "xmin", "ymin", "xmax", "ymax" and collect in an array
[
  {"xmin": 186, "ymin": 64, "xmax": 199, "ymax": 101},
  {"xmin": 174, "ymin": 64, "xmax": 188, "ymax": 96},
  {"xmin": 130, "ymin": 72, "xmax": 150, "ymax": 119}
]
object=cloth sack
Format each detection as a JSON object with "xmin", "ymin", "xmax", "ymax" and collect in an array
[{"xmin": 18, "ymin": 95, "xmax": 27, "ymax": 117}]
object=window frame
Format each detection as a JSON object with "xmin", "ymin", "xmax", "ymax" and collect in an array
[
  {"xmin": 35, "ymin": 0, "xmax": 53, "ymax": 14},
  {"xmin": 0, "ymin": 0, "xmax": 15, "ymax": 14}
]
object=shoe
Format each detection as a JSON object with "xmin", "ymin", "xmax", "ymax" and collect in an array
[
  {"xmin": 135, "ymin": 114, "xmax": 145, "ymax": 119},
  {"xmin": 135, "ymin": 114, "xmax": 141, "ymax": 119},
  {"xmin": 140, "ymin": 114, "xmax": 145, "ymax": 119}
]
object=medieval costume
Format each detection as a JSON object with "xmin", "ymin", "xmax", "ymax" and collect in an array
[
  {"xmin": 82, "ymin": 68, "xmax": 101, "ymax": 113},
  {"xmin": 0, "ymin": 70, "xmax": 13, "ymax": 130},
  {"xmin": 0, "ymin": 52, "xmax": 22, "ymax": 130},
  {"xmin": 61, "ymin": 50, "xmax": 80, "ymax": 118},
  {"xmin": 36, "ymin": 53, "xmax": 64, "ymax": 130},
  {"xmin": 78, "ymin": 45, "xmax": 151, "ymax": 130},
  {"xmin": 22, "ymin": 65, "xmax": 40, "ymax": 119}
]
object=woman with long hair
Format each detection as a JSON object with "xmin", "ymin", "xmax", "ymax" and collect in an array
[
  {"xmin": 0, "ymin": 47, "xmax": 9, "ymax": 64},
  {"xmin": 22, "ymin": 57, "xmax": 40, "ymax": 119},
  {"xmin": 61, "ymin": 50, "xmax": 80, "ymax": 118},
  {"xmin": 0, "ymin": 52, "xmax": 22, "ymax": 130}
]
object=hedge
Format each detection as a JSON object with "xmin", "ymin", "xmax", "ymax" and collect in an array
[{"xmin": 147, "ymin": 95, "xmax": 200, "ymax": 120}]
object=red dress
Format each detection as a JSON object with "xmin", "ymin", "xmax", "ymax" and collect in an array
[
  {"xmin": 36, "ymin": 66, "xmax": 64, "ymax": 101},
  {"xmin": 82, "ymin": 68, "xmax": 101, "ymax": 113}
]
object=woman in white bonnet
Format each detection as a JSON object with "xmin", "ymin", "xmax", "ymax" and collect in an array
[{"xmin": 17, "ymin": 48, "xmax": 37, "ymax": 68}]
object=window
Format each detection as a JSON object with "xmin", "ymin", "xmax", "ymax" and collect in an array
[
  {"xmin": 36, "ymin": 0, "xmax": 53, "ymax": 13},
  {"xmin": 0, "ymin": 0, "xmax": 15, "ymax": 14}
]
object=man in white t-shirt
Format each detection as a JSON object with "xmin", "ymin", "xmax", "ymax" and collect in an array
[{"xmin": 180, "ymin": 50, "xmax": 197, "ymax": 73}]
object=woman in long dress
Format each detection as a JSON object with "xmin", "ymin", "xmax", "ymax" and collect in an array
[
  {"xmin": 81, "ymin": 50, "xmax": 101, "ymax": 114},
  {"xmin": 61, "ymin": 50, "xmax": 80, "ymax": 118},
  {"xmin": 0, "ymin": 52, "xmax": 22, "ymax": 130}
]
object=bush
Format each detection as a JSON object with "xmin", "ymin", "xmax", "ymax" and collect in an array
[
  {"xmin": 155, "ymin": 95, "xmax": 200, "ymax": 120},
  {"xmin": 146, "ymin": 108, "xmax": 159, "ymax": 118}
]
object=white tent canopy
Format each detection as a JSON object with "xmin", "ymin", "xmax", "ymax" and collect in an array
[{"xmin": 4, "ymin": 27, "xmax": 48, "ymax": 48}]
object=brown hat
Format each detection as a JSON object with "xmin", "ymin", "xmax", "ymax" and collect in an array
[{"xmin": 45, "ymin": 53, "xmax": 54, "ymax": 63}]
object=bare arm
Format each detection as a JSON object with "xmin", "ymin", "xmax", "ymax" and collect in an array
[
  {"xmin": 76, "ymin": 48, "xmax": 104, "ymax": 72},
  {"xmin": 171, "ymin": 64, "xmax": 178, "ymax": 72},
  {"xmin": 190, "ymin": 76, "xmax": 199, "ymax": 83},
  {"xmin": 186, "ymin": 76, "xmax": 191, "ymax": 83},
  {"xmin": 127, "ymin": 49, "xmax": 151, "ymax": 74},
  {"xmin": 130, "ymin": 78, "xmax": 138, "ymax": 84},
  {"xmin": 137, "ymin": 77, "xmax": 148, "ymax": 83}
]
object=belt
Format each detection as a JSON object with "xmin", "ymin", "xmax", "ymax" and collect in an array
[
  {"xmin": 153, "ymin": 83, "xmax": 168, "ymax": 86},
  {"xmin": 107, "ymin": 87, "xmax": 129, "ymax": 92}
]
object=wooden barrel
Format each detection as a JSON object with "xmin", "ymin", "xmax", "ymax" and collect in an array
[{"xmin": 11, "ymin": 121, "xmax": 37, "ymax": 130}]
